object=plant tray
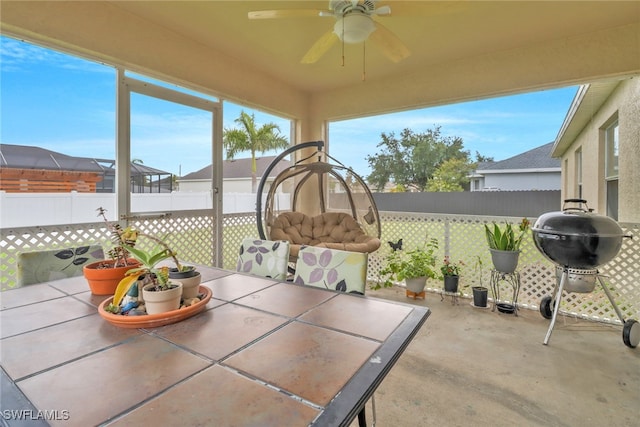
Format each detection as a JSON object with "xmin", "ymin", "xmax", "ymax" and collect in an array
[
  {"xmin": 496, "ymin": 302, "xmax": 516, "ymax": 314},
  {"xmin": 98, "ymin": 286, "xmax": 212, "ymax": 329}
]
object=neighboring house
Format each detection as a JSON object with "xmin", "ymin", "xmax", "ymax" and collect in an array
[
  {"xmin": 470, "ymin": 142, "xmax": 561, "ymax": 191},
  {"xmin": 178, "ymin": 157, "xmax": 291, "ymax": 193},
  {"xmin": 0, "ymin": 143, "xmax": 173, "ymax": 193},
  {"xmin": 551, "ymin": 77, "xmax": 640, "ymax": 223}
]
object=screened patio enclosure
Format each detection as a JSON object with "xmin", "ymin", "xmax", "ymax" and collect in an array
[
  {"xmin": 1, "ymin": 2, "xmax": 638, "ymax": 320},
  {"xmin": 0, "ymin": 143, "xmax": 173, "ymax": 194}
]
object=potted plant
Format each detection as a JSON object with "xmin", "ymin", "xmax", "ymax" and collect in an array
[
  {"xmin": 470, "ymin": 255, "xmax": 488, "ymax": 308},
  {"xmin": 375, "ymin": 238, "xmax": 439, "ymax": 296},
  {"xmin": 107, "ymin": 237, "xmax": 184, "ymax": 316},
  {"xmin": 440, "ymin": 256, "xmax": 463, "ymax": 293},
  {"xmin": 169, "ymin": 264, "xmax": 201, "ymax": 299},
  {"xmin": 103, "ymin": 227, "xmax": 202, "ymax": 315},
  {"xmin": 484, "ymin": 217, "xmax": 530, "ymax": 273},
  {"xmin": 82, "ymin": 207, "xmax": 141, "ymax": 295}
]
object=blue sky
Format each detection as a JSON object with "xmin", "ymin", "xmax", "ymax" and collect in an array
[{"xmin": 1, "ymin": 35, "xmax": 578, "ymax": 179}]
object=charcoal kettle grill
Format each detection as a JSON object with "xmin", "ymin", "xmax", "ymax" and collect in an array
[{"xmin": 532, "ymin": 199, "xmax": 638, "ymax": 348}]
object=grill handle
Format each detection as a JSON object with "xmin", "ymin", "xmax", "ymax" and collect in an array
[{"xmin": 562, "ymin": 198, "xmax": 591, "ymax": 212}]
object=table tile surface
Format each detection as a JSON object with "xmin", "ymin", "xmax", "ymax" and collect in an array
[
  {"xmin": 17, "ymin": 334, "xmax": 211, "ymax": 427},
  {"xmin": 0, "ymin": 296, "xmax": 95, "ymax": 338},
  {"xmin": 1, "ymin": 267, "xmax": 429, "ymax": 427},
  {"xmin": 234, "ymin": 282, "xmax": 335, "ymax": 317},
  {"xmin": 206, "ymin": 273, "xmax": 278, "ymax": 301},
  {"xmin": 109, "ymin": 365, "xmax": 320, "ymax": 426},
  {"xmin": 1, "ymin": 313, "xmax": 142, "ymax": 380},
  {"xmin": 154, "ymin": 303, "xmax": 289, "ymax": 361},
  {"xmin": 225, "ymin": 321, "xmax": 380, "ymax": 406},
  {"xmin": 300, "ymin": 293, "xmax": 413, "ymax": 341}
]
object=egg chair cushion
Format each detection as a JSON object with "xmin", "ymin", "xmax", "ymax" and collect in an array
[{"xmin": 270, "ymin": 212, "xmax": 381, "ymax": 258}]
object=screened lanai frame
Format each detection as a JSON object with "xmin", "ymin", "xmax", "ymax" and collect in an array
[{"xmin": 0, "ymin": 33, "xmax": 300, "ymax": 268}]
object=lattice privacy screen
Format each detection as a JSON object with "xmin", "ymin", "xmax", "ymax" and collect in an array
[
  {"xmin": 2, "ymin": 211, "xmax": 638, "ymax": 324},
  {"xmin": 368, "ymin": 212, "xmax": 639, "ymax": 324}
]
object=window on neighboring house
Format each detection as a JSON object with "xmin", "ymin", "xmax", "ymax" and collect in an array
[
  {"xmin": 604, "ymin": 119, "xmax": 619, "ymax": 220},
  {"xmin": 574, "ymin": 148, "xmax": 582, "ymax": 199}
]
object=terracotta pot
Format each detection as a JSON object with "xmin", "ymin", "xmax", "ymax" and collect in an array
[
  {"xmin": 82, "ymin": 259, "xmax": 140, "ymax": 295},
  {"xmin": 169, "ymin": 268, "xmax": 201, "ymax": 299},
  {"xmin": 98, "ymin": 286, "xmax": 212, "ymax": 329},
  {"xmin": 142, "ymin": 282, "xmax": 183, "ymax": 315}
]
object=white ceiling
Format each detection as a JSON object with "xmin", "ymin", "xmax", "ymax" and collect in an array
[
  {"xmin": 2, "ymin": 1, "xmax": 639, "ymax": 121},
  {"xmin": 109, "ymin": 1, "xmax": 640, "ymax": 93}
]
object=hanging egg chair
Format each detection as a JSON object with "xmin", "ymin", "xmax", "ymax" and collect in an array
[{"xmin": 256, "ymin": 141, "xmax": 381, "ymax": 261}]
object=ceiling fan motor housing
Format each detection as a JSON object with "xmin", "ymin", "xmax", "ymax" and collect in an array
[
  {"xmin": 330, "ymin": 0, "xmax": 377, "ymax": 16},
  {"xmin": 331, "ymin": 0, "xmax": 378, "ymax": 43},
  {"xmin": 334, "ymin": 14, "xmax": 375, "ymax": 43}
]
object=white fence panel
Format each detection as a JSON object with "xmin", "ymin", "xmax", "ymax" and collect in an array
[{"xmin": 0, "ymin": 191, "xmax": 290, "ymax": 228}]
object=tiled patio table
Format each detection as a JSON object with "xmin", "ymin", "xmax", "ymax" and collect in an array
[{"xmin": 1, "ymin": 266, "xmax": 430, "ymax": 427}]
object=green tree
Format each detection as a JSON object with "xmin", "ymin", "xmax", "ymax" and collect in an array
[
  {"xmin": 474, "ymin": 151, "xmax": 494, "ymax": 163},
  {"xmin": 427, "ymin": 158, "xmax": 475, "ymax": 192},
  {"xmin": 223, "ymin": 111, "xmax": 289, "ymax": 192},
  {"xmin": 366, "ymin": 126, "xmax": 469, "ymax": 192}
]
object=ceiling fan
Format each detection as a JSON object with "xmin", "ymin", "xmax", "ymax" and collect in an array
[{"xmin": 248, "ymin": 0, "xmax": 410, "ymax": 64}]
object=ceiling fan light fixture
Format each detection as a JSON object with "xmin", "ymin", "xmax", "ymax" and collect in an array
[{"xmin": 334, "ymin": 14, "xmax": 375, "ymax": 44}]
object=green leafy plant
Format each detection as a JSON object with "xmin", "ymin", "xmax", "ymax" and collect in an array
[
  {"xmin": 110, "ymin": 234, "xmax": 185, "ymax": 309},
  {"xmin": 375, "ymin": 238, "xmax": 439, "ymax": 289},
  {"xmin": 484, "ymin": 218, "xmax": 530, "ymax": 251}
]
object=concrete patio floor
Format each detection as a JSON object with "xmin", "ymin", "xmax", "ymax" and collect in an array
[{"xmin": 355, "ymin": 286, "xmax": 640, "ymax": 427}]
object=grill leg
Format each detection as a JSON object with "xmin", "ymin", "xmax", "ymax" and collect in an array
[
  {"xmin": 543, "ymin": 267, "xmax": 567, "ymax": 345},
  {"xmin": 597, "ymin": 275, "xmax": 627, "ymax": 323}
]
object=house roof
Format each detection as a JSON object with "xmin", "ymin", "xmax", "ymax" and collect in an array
[
  {"xmin": 477, "ymin": 142, "xmax": 560, "ymax": 173},
  {"xmin": 0, "ymin": 143, "xmax": 171, "ymax": 176},
  {"xmin": 180, "ymin": 156, "xmax": 292, "ymax": 181},
  {"xmin": 552, "ymin": 79, "xmax": 626, "ymax": 157}
]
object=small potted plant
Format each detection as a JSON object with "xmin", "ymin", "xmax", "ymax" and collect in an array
[
  {"xmin": 108, "ymin": 236, "xmax": 185, "ymax": 315},
  {"xmin": 440, "ymin": 256, "xmax": 463, "ymax": 293},
  {"xmin": 470, "ymin": 255, "xmax": 488, "ymax": 308},
  {"xmin": 484, "ymin": 217, "xmax": 530, "ymax": 273},
  {"xmin": 82, "ymin": 207, "xmax": 141, "ymax": 295},
  {"xmin": 375, "ymin": 237, "xmax": 439, "ymax": 296},
  {"xmin": 168, "ymin": 264, "xmax": 201, "ymax": 299}
]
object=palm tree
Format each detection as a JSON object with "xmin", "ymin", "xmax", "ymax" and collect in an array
[{"xmin": 223, "ymin": 111, "xmax": 289, "ymax": 192}]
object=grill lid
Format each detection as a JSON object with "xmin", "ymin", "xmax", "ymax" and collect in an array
[
  {"xmin": 532, "ymin": 209, "xmax": 625, "ymax": 238},
  {"xmin": 531, "ymin": 199, "xmax": 630, "ymax": 269}
]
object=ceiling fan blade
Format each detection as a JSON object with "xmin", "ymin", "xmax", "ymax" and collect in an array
[
  {"xmin": 369, "ymin": 22, "xmax": 410, "ymax": 63},
  {"xmin": 248, "ymin": 9, "xmax": 326, "ymax": 19},
  {"xmin": 373, "ymin": 5, "xmax": 391, "ymax": 16},
  {"xmin": 301, "ymin": 30, "xmax": 339, "ymax": 64}
]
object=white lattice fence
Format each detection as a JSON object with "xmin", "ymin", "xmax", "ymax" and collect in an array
[
  {"xmin": 369, "ymin": 212, "xmax": 640, "ymax": 324},
  {"xmin": 2, "ymin": 211, "xmax": 638, "ymax": 325},
  {"xmin": 1, "ymin": 222, "xmax": 113, "ymax": 290},
  {"xmin": 0, "ymin": 211, "xmax": 258, "ymax": 290}
]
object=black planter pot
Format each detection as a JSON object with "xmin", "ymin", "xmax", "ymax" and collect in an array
[
  {"xmin": 169, "ymin": 266, "xmax": 198, "ymax": 279},
  {"xmin": 472, "ymin": 286, "xmax": 488, "ymax": 308},
  {"xmin": 443, "ymin": 275, "xmax": 459, "ymax": 293}
]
